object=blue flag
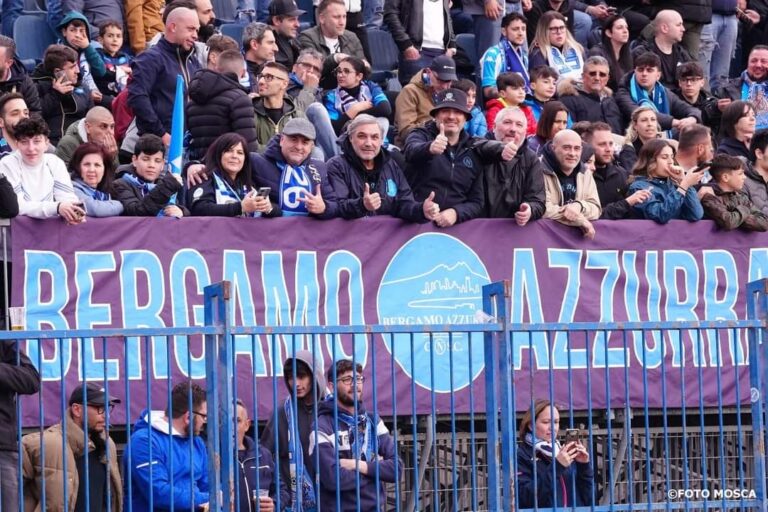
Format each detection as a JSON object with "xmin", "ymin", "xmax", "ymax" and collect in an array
[{"xmin": 165, "ymin": 74, "xmax": 185, "ymax": 208}]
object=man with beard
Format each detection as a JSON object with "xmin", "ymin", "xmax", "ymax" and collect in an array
[
  {"xmin": 242, "ymin": 22, "xmax": 279, "ymax": 93},
  {"xmin": 0, "ymin": 92, "xmax": 30, "ymax": 157},
  {"xmin": 474, "ymin": 107, "xmax": 546, "ymax": 222},
  {"xmin": 480, "ymin": 12, "xmax": 530, "ymax": 99},
  {"xmin": 21, "ymin": 383, "xmax": 122, "ymax": 511},
  {"xmin": 327, "ymin": 113, "xmax": 440, "ymax": 221},
  {"xmin": 716, "ymin": 45, "xmax": 768, "ymax": 131},
  {"xmin": 0, "ymin": 36, "xmax": 41, "ymax": 116},
  {"xmin": 403, "ymin": 88, "xmax": 484, "ymax": 227},
  {"xmin": 310, "ymin": 359, "xmax": 401, "ymax": 512},
  {"xmin": 583, "ymin": 122, "xmax": 652, "ymax": 219},
  {"xmin": 268, "ymin": 0, "xmax": 305, "ymax": 69},
  {"xmin": 126, "ymin": 381, "xmax": 209, "ymax": 512},
  {"xmin": 195, "ymin": 0, "xmax": 217, "ymax": 43}
]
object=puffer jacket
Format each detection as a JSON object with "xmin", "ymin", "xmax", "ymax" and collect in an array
[
  {"xmin": 186, "ymin": 68, "xmax": 259, "ymax": 159},
  {"xmin": 21, "ymin": 410, "xmax": 123, "ymax": 512},
  {"xmin": 627, "ymin": 175, "xmax": 704, "ymax": 223},
  {"xmin": 403, "ymin": 121, "xmax": 484, "ymax": 223},
  {"xmin": 558, "ymin": 79, "xmax": 624, "ymax": 135},
  {"xmin": 31, "ymin": 64, "xmax": 93, "ymax": 145},
  {"xmin": 473, "ymin": 135, "xmax": 546, "ymax": 219},
  {"xmin": 382, "ymin": 0, "xmax": 455, "ymax": 53},
  {"xmin": 0, "ymin": 59, "xmax": 42, "ymax": 115},
  {"xmin": 253, "ymin": 95, "xmax": 305, "ymax": 152},
  {"xmin": 394, "ymin": 70, "xmax": 434, "ymax": 146},
  {"xmin": 327, "ymin": 134, "xmax": 427, "ymax": 221},
  {"xmin": 540, "ymin": 141, "xmax": 602, "ymax": 224},
  {"xmin": 701, "ymin": 183, "xmax": 768, "ymax": 230},
  {"xmin": 743, "ymin": 164, "xmax": 768, "ymax": 215}
]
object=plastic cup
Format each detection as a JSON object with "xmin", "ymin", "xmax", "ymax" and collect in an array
[{"xmin": 9, "ymin": 307, "xmax": 24, "ymax": 330}]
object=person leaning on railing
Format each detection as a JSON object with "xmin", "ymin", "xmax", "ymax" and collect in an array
[{"xmin": 516, "ymin": 399, "xmax": 594, "ymax": 509}]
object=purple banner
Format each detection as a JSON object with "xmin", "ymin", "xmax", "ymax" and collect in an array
[{"xmin": 11, "ymin": 216, "xmax": 767, "ymax": 425}]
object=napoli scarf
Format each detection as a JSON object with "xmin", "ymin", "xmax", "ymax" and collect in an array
[
  {"xmin": 276, "ymin": 160, "xmax": 323, "ymax": 216},
  {"xmin": 120, "ymin": 172, "xmax": 156, "ymax": 197},
  {"xmin": 501, "ymin": 38, "xmax": 530, "ymax": 89},
  {"xmin": 212, "ymin": 172, "xmax": 256, "ymax": 217},
  {"xmin": 335, "ymin": 82, "xmax": 373, "ymax": 115},
  {"xmin": 548, "ymin": 46, "xmax": 583, "ymax": 82},
  {"xmin": 75, "ymin": 179, "xmax": 109, "ymax": 201},
  {"xmin": 629, "ymin": 74, "xmax": 670, "ymax": 115},
  {"xmin": 336, "ymin": 409, "xmax": 376, "ymax": 462},
  {"xmin": 741, "ymin": 71, "xmax": 768, "ymax": 130},
  {"xmin": 284, "ymin": 398, "xmax": 317, "ymax": 512}
]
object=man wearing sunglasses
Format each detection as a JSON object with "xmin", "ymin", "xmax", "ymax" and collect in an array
[
  {"xmin": 21, "ymin": 382, "xmax": 123, "ymax": 512},
  {"xmin": 310, "ymin": 359, "xmax": 401, "ymax": 511},
  {"xmin": 558, "ymin": 56, "xmax": 624, "ymax": 135}
]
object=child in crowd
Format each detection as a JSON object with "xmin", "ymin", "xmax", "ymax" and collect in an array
[
  {"xmin": 524, "ymin": 66, "xmax": 559, "ymax": 126},
  {"xmin": 95, "ymin": 20, "xmax": 132, "ymax": 106},
  {"xmin": 700, "ymin": 155, "xmax": 768, "ymax": 231},
  {"xmin": 112, "ymin": 134, "xmax": 189, "ymax": 217},
  {"xmin": 485, "ymin": 72, "xmax": 536, "ymax": 133},
  {"xmin": 56, "ymin": 11, "xmax": 107, "ymax": 107},
  {"xmin": 452, "ymin": 78, "xmax": 487, "ymax": 137}
]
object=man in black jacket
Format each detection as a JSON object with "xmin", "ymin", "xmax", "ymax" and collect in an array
[
  {"xmin": 327, "ymin": 114, "xmax": 439, "ymax": 221},
  {"xmin": 632, "ymin": 10, "xmax": 694, "ymax": 88},
  {"xmin": 559, "ymin": 56, "xmax": 624, "ymax": 135},
  {"xmin": 186, "ymin": 49, "xmax": 259, "ymax": 159},
  {"xmin": 0, "ymin": 36, "xmax": 41, "ymax": 116},
  {"xmin": 583, "ymin": 122, "xmax": 651, "ymax": 218},
  {"xmin": 268, "ymin": 0, "xmax": 304, "ymax": 69},
  {"xmin": 474, "ymin": 106, "xmax": 545, "ymax": 222},
  {"xmin": 403, "ymin": 88, "xmax": 484, "ymax": 227}
]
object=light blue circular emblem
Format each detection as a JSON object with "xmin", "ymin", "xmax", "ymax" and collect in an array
[
  {"xmin": 376, "ymin": 233, "xmax": 490, "ymax": 392},
  {"xmin": 386, "ymin": 178, "xmax": 397, "ymax": 197}
]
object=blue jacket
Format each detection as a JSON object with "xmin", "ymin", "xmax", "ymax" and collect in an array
[
  {"xmin": 327, "ymin": 134, "xmax": 427, "ymax": 222},
  {"xmin": 628, "ymin": 175, "xmax": 704, "ymax": 224},
  {"xmin": 250, "ymin": 135, "xmax": 339, "ymax": 219},
  {"xmin": 124, "ymin": 410, "xmax": 209, "ymax": 512},
  {"xmin": 237, "ymin": 436, "xmax": 288, "ymax": 512},
  {"xmin": 128, "ymin": 36, "xmax": 201, "ymax": 137},
  {"xmin": 465, "ymin": 106, "xmax": 488, "ymax": 138},
  {"xmin": 517, "ymin": 442, "xmax": 594, "ymax": 508},
  {"xmin": 310, "ymin": 400, "xmax": 401, "ymax": 511}
]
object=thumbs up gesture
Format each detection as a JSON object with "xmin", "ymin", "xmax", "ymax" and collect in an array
[
  {"xmin": 501, "ymin": 140, "xmax": 518, "ymax": 161},
  {"xmin": 299, "ymin": 184, "xmax": 326, "ymax": 215},
  {"xmin": 429, "ymin": 124, "xmax": 449, "ymax": 155},
  {"xmin": 363, "ymin": 182, "xmax": 381, "ymax": 212},
  {"xmin": 422, "ymin": 191, "xmax": 440, "ymax": 221}
]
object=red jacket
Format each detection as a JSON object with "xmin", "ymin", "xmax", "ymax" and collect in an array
[{"xmin": 485, "ymin": 97, "xmax": 537, "ymax": 136}]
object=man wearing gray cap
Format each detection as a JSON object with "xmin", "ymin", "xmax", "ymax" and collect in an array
[
  {"xmin": 395, "ymin": 55, "xmax": 458, "ymax": 147},
  {"xmin": 251, "ymin": 118, "xmax": 339, "ymax": 218},
  {"xmin": 21, "ymin": 382, "xmax": 123, "ymax": 512}
]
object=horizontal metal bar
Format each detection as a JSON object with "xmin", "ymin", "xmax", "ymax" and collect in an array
[
  {"xmin": 518, "ymin": 501, "xmax": 763, "ymax": 512},
  {"xmin": 506, "ymin": 320, "xmax": 765, "ymax": 331},
  {"xmin": 0, "ymin": 326, "xmax": 222, "ymax": 339},
  {"xmin": 230, "ymin": 323, "xmax": 504, "ymax": 335}
]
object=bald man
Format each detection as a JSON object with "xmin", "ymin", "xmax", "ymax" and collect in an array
[
  {"xmin": 633, "ymin": 10, "xmax": 695, "ymax": 87},
  {"xmin": 55, "ymin": 106, "xmax": 118, "ymax": 166},
  {"xmin": 540, "ymin": 129, "xmax": 602, "ymax": 239},
  {"xmin": 127, "ymin": 6, "xmax": 202, "ymax": 147}
]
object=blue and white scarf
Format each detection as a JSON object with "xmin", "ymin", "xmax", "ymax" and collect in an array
[
  {"xmin": 335, "ymin": 82, "xmax": 373, "ymax": 115},
  {"xmin": 740, "ymin": 71, "xmax": 768, "ymax": 130},
  {"xmin": 277, "ymin": 160, "xmax": 322, "ymax": 216},
  {"xmin": 548, "ymin": 46, "xmax": 583, "ymax": 82},
  {"xmin": 629, "ymin": 74, "xmax": 670, "ymax": 115},
  {"xmin": 212, "ymin": 172, "xmax": 257, "ymax": 217},
  {"xmin": 284, "ymin": 398, "xmax": 317, "ymax": 512},
  {"xmin": 120, "ymin": 172, "xmax": 156, "ymax": 198},
  {"xmin": 336, "ymin": 410, "xmax": 376, "ymax": 462},
  {"xmin": 75, "ymin": 179, "xmax": 109, "ymax": 201},
  {"xmin": 524, "ymin": 431, "xmax": 562, "ymax": 460},
  {"xmin": 501, "ymin": 38, "xmax": 530, "ymax": 90}
]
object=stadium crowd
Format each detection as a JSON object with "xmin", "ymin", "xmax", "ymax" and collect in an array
[{"xmin": 0, "ymin": 0, "xmax": 768, "ymax": 508}]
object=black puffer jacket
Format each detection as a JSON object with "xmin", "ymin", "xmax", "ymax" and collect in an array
[
  {"xmin": 0, "ymin": 340, "xmax": 40, "ymax": 452},
  {"xmin": 473, "ymin": 135, "xmax": 546, "ymax": 219},
  {"xmin": 113, "ymin": 164, "xmax": 190, "ymax": 216},
  {"xmin": 558, "ymin": 79, "xmax": 624, "ymax": 135},
  {"xmin": 186, "ymin": 69, "xmax": 259, "ymax": 160},
  {"xmin": 593, "ymin": 160, "xmax": 634, "ymax": 219},
  {"xmin": 31, "ymin": 64, "xmax": 93, "ymax": 145},
  {"xmin": 0, "ymin": 59, "xmax": 42, "ymax": 115}
]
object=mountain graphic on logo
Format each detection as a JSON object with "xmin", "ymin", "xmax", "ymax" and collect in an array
[{"xmin": 381, "ymin": 262, "xmax": 486, "ymax": 310}]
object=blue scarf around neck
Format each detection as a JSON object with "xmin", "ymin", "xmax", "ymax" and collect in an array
[{"xmin": 284, "ymin": 397, "xmax": 317, "ymax": 511}]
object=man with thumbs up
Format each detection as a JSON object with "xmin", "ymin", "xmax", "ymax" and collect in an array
[
  {"xmin": 327, "ymin": 114, "xmax": 441, "ymax": 221},
  {"xmin": 403, "ymin": 88, "xmax": 485, "ymax": 228}
]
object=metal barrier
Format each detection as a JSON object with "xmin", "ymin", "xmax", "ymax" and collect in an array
[
  {"xmin": 1, "ymin": 217, "xmax": 9, "ymax": 331},
  {"xmin": 0, "ymin": 279, "xmax": 766, "ymax": 511}
]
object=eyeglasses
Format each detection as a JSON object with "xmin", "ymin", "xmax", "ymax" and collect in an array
[
  {"xmin": 337, "ymin": 375, "xmax": 365, "ymax": 385},
  {"xmin": 335, "ymin": 67, "xmax": 356, "ymax": 75},
  {"xmin": 588, "ymin": 70, "xmax": 609, "ymax": 78},
  {"xmin": 87, "ymin": 403, "xmax": 115, "ymax": 415},
  {"xmin": 256, "ymin": 73, "xmax": 287, "ymax": 83},
  {"xmin": 679, "ymin": 77, "xmax": 703, "ymax": 84},
  {"xmin": 192, "ymin": 410, "xmax": 208, "ymax": 420},
  {"xmin": 298, "ymin": 61, "xmax": 322, "ymax": 73},
  {"xmin": 548, "ymin": 25, "xmax": 567, "ymax": 33}
]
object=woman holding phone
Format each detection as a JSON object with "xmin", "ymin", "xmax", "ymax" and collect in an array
[
  {"xmin": 189, "ymin": 133, "xmax": 280, "ymax": 217},
  {"xmin": 517, "ymin": 399, "xmax": 594, "ymax": 508}
]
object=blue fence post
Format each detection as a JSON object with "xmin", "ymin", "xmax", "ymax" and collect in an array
[
  {"xmin": 204, "ymin": 281, "xmax": 234, "ymax": 512},
  {"xmin": 746, "ymin": 278, "xmax": 768, "ymax": 510},
  {"xmin": 483, "ymin": 280, "xmax": 511, "ymax": 511}
]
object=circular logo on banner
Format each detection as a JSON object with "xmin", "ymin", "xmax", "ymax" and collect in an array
[{"xmin": 376, "ymin": 233, "xmax": 490, "ymax": 392}]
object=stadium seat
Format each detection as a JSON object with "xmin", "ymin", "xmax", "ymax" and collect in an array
[
  {"xmin": 297, "ymin": 0, "xmax": 315, "ymax": 26},
  {"xmin": 22, "ymin": 0, "xmax": 44, "ymax": 13},
  {"xmin": 220, "ymin": 23, "xmax": 246, "ymax": 44},
  {"xmin": 367, "ymin": 28, "xmax": 399, "ymax": 89},
  {"xmin": 455, "ymin": 33, "xmax": 477, "ymax": 67},
  {"xmin": 13, "ymin": 14, "xmax": 56, "ymax": 63}
]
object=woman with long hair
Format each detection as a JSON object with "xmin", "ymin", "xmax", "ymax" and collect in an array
[
  {"xmin": 69, "ymin": 142, "xmax": 123, "ymax": 217},
  {"xmin": 529, "ymin": 12, "xmax": 585, "ymax": 83},
  {"xmin": 588, "ymin": 15, "xmax": 633, "ymax": 91},
  {"xmin": 718, "ymin": 101, "xmax": 757, "ymax": 159},
  {"xmin": 189, "ymin": 133, "xmax": 279, "ymax": 217},
  {"xmin": 517, "ymin": 399, "xmax": 594, "ymax": 508},
  {"xmin": 527, "ymin": 101, "xmax": 569, "ymax": 154},
  {"xmin": 618, "ymin": 106, "xmax": 663, "ymax": 169},
  {"xmin": 627, "ymin": 139, "xmax": 704, "ymax": 223}
]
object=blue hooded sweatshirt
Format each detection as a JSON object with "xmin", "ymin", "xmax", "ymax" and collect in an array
[{"xmin": 124, "ymin": 409, "xmax": 209, "ymax": 512}]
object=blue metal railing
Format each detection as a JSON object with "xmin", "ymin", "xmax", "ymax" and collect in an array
[{"xmin": 0, "ymin": 280, "xmax": 766, "ymax": 511}]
